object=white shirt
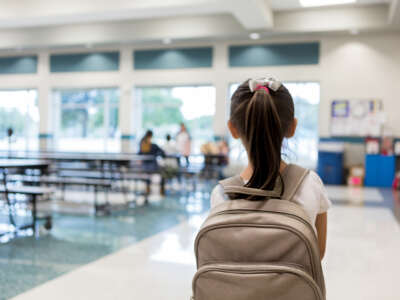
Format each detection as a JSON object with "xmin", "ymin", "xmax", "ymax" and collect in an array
[
  {"xmin": 210, "ymin": 171, "xmax": 331, "ymax": 233},
  {"xmin": 176, "ymin": 131, "xmax": 191, "ymax": 156},
  {"xmin": 163, "ymin": 140, "xmax": 178, "ymax": 155}
]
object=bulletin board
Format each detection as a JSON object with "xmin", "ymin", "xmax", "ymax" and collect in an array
[{"xmin": 330, "ymin": 99, "xmax": 383, "ymax": 137}]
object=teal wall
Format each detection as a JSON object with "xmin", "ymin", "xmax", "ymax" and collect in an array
[
  {"xmin": 0, "ymin": 56, "xmax": 38, "ymax": 74},
  {"xmin": 229, "ymin": 42, "xmax": 320, "ymax": 67},
  {"xmin": 121, "ymin": 135, "xmax": 136, "ymax": 140},
  {"xmin": 134, "ymin": 47, "xmax": 213, "ymax": 70},
  {"xmin": 50, "ymin": 52, "xmax": 120, "ymax": 73},
  {"xmin": 319, "ymin": 137, "xmax": 365, "ymax": 144},
  {"xmin": 39, "ymin": 133, "xmax": 54, "ymax": 139}
]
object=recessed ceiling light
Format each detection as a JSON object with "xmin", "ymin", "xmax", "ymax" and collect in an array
[
  {"xmin": 163, "ymin": 38, "xmax": 172, "ymax": 45},
  {"xmin": 350, "ymin": 29, "xmax": 359, "ymax": 35},
  {"xmin": 300, "ymin": 0, "xmax": 357, "ymax": 7},
  {"xmin": 249, "ymin": 33, "xmax": 260, "ymax": 40}
]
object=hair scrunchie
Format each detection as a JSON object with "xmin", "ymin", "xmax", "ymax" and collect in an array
[{"xmin": 249, "ymin": 77, "xmax": 282, "ymax": 93}]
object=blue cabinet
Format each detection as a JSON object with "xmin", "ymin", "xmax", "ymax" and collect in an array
[
  {"xmin": 365, "ymin": 155, "xmax": 395, "ymax": 187},
  {"xmin": 317, "ymin": 151, "xmax": 344, "ymax": 185}
]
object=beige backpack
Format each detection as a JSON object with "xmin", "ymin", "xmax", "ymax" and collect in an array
[{"xmin": 192, "ymin": 164, "xmax": 326, "ymax": 300}]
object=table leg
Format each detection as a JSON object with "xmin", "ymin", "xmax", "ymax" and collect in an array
[
  {"xmin": 160, "ymin": 176, "xmax": 165, "ymax": 196},
  {"xmin": 32, "ymin": 194, "xmax": 37, "ymax": 234}
]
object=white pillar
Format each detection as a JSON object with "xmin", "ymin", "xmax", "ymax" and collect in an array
[
  {"xmin": 119, "ymin": 46, "xmax": 135, "ymax": 152},
  {"xmin": 37, "ymin": 51, "xmax": 53, "ymax": 151},
  {"xmin": 213, "ymin": 43, "xmax": 230, "ymax": 139}
]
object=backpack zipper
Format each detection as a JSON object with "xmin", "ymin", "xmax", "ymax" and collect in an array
[{"xmin": 192, "ymin": 263, "xmax": 323, "ymax": 300}]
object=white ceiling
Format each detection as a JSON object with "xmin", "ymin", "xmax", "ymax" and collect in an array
[
  {"xmin": 0, "ymin": 0, "xmax": 393, "ymax": 29},
  {"xmin": 0, "ymin": 0, "xmax": 398, "ymax": 50}
]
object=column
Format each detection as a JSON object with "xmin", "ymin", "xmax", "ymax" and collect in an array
[
  {"xmin": 119, "ymin": 46, "xmax": 135, "ymax": 153},
  {"xmin": 213, "ymin": 43, "xmax": 230, "ymax": 140},
  {"xmin": 37, "ymin": 51, "xmax": 53, "ymax": 151}
]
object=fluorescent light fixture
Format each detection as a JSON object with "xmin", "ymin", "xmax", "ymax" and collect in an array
[
  {"xmin": 249, "ymin": 32, "xmax": 260, "ymax": 40},
  {"xmin": 350, "ymin": 29, "xmax": 359, "ymax": 35},
  {"xmin": 300, "ymin": 0, "xmax": 357, "ymax": 7},
  {"xmin": 163, "ymin": 38, "xmax": 172, "ymax": 44}
]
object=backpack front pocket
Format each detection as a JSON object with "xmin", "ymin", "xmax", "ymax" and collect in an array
[{"xmin": 192, "ymin": 263, "xmax": 324, "ymax": 300}]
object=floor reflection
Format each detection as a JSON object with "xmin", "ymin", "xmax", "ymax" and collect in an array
[{"xmin": 0, "ymin": 189, "xmax": 211, "ymax": 300}]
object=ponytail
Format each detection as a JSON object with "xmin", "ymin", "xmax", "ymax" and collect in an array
[
  {"xmin": 230, "ymin": 79, "xmax": 294, "ymax": 197},
  {"xmin": 244, "ymin": 90, "xmax": 283, "ymax": 191}
]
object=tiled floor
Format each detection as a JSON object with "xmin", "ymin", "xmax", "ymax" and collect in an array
[
  {"xmin": 1, "ymin": 185, "xmax": 400, "ymax": 300},
  {"xmin": 0, "ymin": 188, "xmax": 210, "ymax": 300}
]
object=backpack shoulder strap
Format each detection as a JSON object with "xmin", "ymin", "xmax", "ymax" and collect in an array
[
  {"xmin": 281, "ymin": 164, "xmax": 310, "ymax": 201},
  {"xmin": 218, "ymin": 175, "xmax": 281, "ymax": 199}
]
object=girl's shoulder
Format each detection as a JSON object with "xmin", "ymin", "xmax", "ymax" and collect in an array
[
  {"xmin": 210, "ymin": 170, "xmax": 331, "ymax": 215},
  {"xmin": 294, "ymin": 170, "xmax": 331, "ymax": 214},
  {"xmin": 303, "ymin": 170, "xmax": 325, "ymax": 189}
]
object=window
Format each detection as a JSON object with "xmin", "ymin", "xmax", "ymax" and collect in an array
[
  {"xmin": 284, "ymin": 82, "xmax": 320, "ymax": 169},
  {"xmin": 228, "ymin": 82, "xmax": 320, "ymax": 169},
  {"xmin": 0, "ymin": 89, "xmax": 39, "ymax": 151},
  {"xmin": 53, "ymin": 88, "xmax": 120, "ymax": 152},
  {"xmin": 134, "ymin": 86, "xmax": 216, "ymax": 154}
]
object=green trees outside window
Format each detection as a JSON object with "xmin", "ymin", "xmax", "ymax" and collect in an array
[
  {"xmin": 134, "ymin": 86, "xmax": 216, "ymax": 154},
  {"xmin": 53, "ymin": 88, "xmax": 120, "ymax": 152}
]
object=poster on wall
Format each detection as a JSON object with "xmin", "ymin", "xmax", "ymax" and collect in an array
[{"xmin": 330, "ymin": 99, "xmax": 383, "ymax": 137}]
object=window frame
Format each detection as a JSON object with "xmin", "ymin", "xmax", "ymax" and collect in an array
[
  {"xmin": 0, "ymin": 88, "xmax": 39, "ymax": 152},
  {"xmin": 52, "ymin": 86, "xmax": 120, "ymax": 153}
]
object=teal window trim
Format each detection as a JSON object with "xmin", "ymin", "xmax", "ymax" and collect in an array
[
  {"xmin": 39, "ymin": 133, "xmax": 54, "ymax": 139},
  {"xmin": 134, "ymin": 47, "xmax": 213, "ymax": 70},
  {"xmin": 121, "ymin": 135, "xmax": 136, "ymax": 140},
  {"xmin": 319, "ymin": 136, "xmax": 366, "ymax": 144},
  {"xmin": 50, "ymin": 52, "xmax": 120, "ymax": 73},
  {"xmin": 0, "ymin": 55, "xmax": 38, "ymax": 74},
  {"xmin": 229, "ymin": 42, "xmax": 320, "ymax": 67}
]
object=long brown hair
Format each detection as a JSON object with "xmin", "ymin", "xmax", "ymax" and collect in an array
[
  {"xmin": 140, "ymin": 130, "xmax": 153, "ymax": 153},
  {"xmin": 230, "ymin": 79, "xmax": 294, "ymax": 196}
]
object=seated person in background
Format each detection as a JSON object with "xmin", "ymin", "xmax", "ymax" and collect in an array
[
  {"xmin": 138, "ymin": 130, "xmax": 165, "ymax": 170},
  {"xmin": 163, "ymin": 134, "xmax": 178, "ymax": 155},
  {"xmin": 218, "ymin": 139, "xmax": 230, "ymax": 166},
  {"xmin": 160, "ymin": 134, "xmax": 180, "ymax": 181}
]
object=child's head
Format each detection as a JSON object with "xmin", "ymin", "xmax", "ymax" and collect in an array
[{"xmin": 229, "ymin": 78, "xmax": 297, "ymax": 191}]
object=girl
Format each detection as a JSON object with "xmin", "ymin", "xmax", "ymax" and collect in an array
[{"xmin": 211, "ymin": 78, "xmax": 331, "ymax": 259}]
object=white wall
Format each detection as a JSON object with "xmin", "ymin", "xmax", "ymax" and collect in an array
[
  {"xmin": 0, "ymin": 31, "xmax": 399, "ymax": 151},
  {"xmin": 320, "ymin": 33, "xmax": 400, "ymax": 137}
]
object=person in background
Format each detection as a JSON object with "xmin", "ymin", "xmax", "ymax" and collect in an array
[
  {"xmin": 139, "ymin": 130, "xmax": 167, "ymax": 195},
  {"xmin": 162, "ymin": 133, "xmax": 180, "ymax": 168},
  {"xmin": 138, "ymin": 130, "xmax": 165, "ymax": 169},
  {"xmin": 160, "ymin": 134, "xmax": 180, "ymax": 186},
  {"xmin": 163, "ymin": 134, "xmax": 178, "ymax": 155},
  {"xmin": 218, "ymin": 139, "xmax": 230, "ymax": 166},
  {"xmin": 176, "ymin": 123, "xmax": 191, "ymax": 167}
]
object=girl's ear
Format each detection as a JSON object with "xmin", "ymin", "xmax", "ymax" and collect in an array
[
  {"xmin": 286, "ymin": 118, "xmax": 298, "ymax": 138},
  {"xmin": 228, "ymin": 120, "xmax": 240, "ymax": 139}
]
